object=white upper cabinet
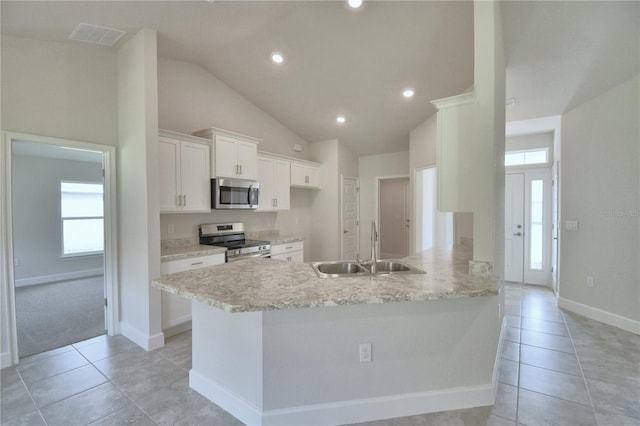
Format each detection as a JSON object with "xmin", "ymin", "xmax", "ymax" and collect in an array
[
  {"xmin": 431, "ymin": 92, "xmax": 475, "ymax": 212},
  {"xmin": 192, "ymin": 128, "xmax": 260, "ymax": 180},
  {"xmin": 257, "ymin": 155, "xmax": 290, "ymax": 212},
  {"xmin": 159, "ymin": 131, "xmax": 210, "ymax": 213},
  {"xmin": 291, "ymin": 162, "xmax": 321, "ymax": 189}
]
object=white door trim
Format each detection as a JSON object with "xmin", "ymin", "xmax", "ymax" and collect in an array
[
  {"xmin": 1, "ymin": 132, "xmax": 119, "ymax": 367},
  {"xmin": 340, "ymin": 175, "xmax": 360, "ymax": 260}
]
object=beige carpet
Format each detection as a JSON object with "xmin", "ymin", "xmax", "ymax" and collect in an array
[{"xmin": 15, "ymin": 276, "xmax": 105, "ymax": 358}]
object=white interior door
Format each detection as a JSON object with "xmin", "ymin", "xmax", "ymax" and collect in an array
[
  {"xmin": 505, "ymin": 173, "xmax": 525, "ymax": 283},
  {"xmin": 341, "ymin": 176, "xmax": 359, "ymax": 260}
]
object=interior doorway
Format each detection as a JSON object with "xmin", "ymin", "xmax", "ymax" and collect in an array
[
  {"xmin": 2, "ymin": 132, "xmax": 118, "ymax": 365},
  {"xmin": 504, "ymin": 169, "xmax": 553, "ymax": 286},
  {"xmin": 341, "ymin": 176, "xmax": 360, "ymax": 260},
  {"xmin": 414, "ymin": 167, "xmax": 453, "ymax": 253},
  {"xmin": 378, "ymin": 177, "xmax": 410, "ymax": 259}
]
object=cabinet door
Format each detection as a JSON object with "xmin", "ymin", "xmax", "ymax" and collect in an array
[
  {"xmin": 159, "ymin": 137, "xmax": 181, "ymax": 212},
  {"xmin": 180, "ymin": 142, "xmax": 210, "ymax": 212},
  {"xmin": 273, "ymin": 159, "xmax": 290, "ymax": 210},
  {"xmin": 215, "ymin": 136, "xmax": 239, "ymax": 178},
  {"xmin": 288, "ymin": 250, "xmax": 304, "ymax": 263},
  {"xmin": 290, "ymin": 163, "xmax": 307, "ymax": 187},
  {"xmin": 257, "ymin": 157, "xmax": 274, "ymax": 211},
  {"xmin": 306, "ymin": 165, "xmax": 321, "ymax": 188},
  {"xmin": 161, "ymin": 254, "xmax": 225, "ymax": 330},
  {"xmin": 237, "ymin": 140, "xmax": 258, "ymax": 180}
]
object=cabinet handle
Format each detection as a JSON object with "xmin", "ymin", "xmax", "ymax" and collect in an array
[
  {"xmin": 275, "ymin": 198, "xmax": 278, "ymax": 207},
  {"xmin": 235, "ymin": 164, "xmax": 239, "ymax": 174},
  {"xmin": 286, "ymin": 246, "xmax": 293, "ymax": 249},
  {"xmin": 191, "ymin": 261, "xmax": 204, "ymax": 266},
  {"xmin": 305, "ymin": 175, "xmax": 309, "ymax": 184},
  {"xmin": 176, "ymin": 195, "xmax": 181, "ymax": 207},
  {"xmin": 240, "ymin": 164, "xmax": 243, "ymax": 175},
  {"xmin": 183, "ymin": 195, "xmax": 187, "ymax": 206}
]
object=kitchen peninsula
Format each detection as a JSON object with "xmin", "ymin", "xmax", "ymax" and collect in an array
[{"xmin": 152, "ymin": 248, "xmax": 504, "ymax": 425}]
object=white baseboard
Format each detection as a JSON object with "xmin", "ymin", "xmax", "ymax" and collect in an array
[
  {"xmin": 1, "ymin": 351, "xmax": 13, "ymax": 369},
  {"xmin": 558, "ymin": 297, "xmax": 640, "ymax": 335},
  {"xmin": 190, "ymin": 369, "xmax": 495, "ymax": 426},
  {"xmin": 492, "ymin": 316, "xmax": 508, "ymax": 391},
  {"xmin": 119, "ymin": 322, "xmax": 165, "ymax": 351},
  {"xmin": 15, "ymin": 268, "xmax": 104, "ymax": 288},
  {"xmin": 163, "ymin": 320, "xmax": 192, "ymax": 338}
]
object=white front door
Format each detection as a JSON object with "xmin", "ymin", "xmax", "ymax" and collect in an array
[
  {"xmin": 341, "ymin": 176, "xmax": 359, "ymax": 260},
  {"xmin": 505, "ymin": 173, "xmax": 525, "ymax": 282}
]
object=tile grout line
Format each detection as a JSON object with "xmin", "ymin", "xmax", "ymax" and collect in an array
[
  {"xmin": 13, "ymin": 367, "xmax": 48, "ymax": 426},
  {"xmin": 83, "ymin": 352, "xmax": 161, "ymax": 426},
  {"xmin": 560, "ymin": 308, "xmax": 600, "ymax": 426}
]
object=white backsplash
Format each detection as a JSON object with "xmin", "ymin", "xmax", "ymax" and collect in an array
[{"xmin": 160, "ymin": 189, "xmax": 312, "ymax": 245}]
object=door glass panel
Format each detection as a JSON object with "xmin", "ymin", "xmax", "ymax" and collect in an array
[{"xmin": 530, "ymin": 180, "xmax": 543, "ymax": 270}]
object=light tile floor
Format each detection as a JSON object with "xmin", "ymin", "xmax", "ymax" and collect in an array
[{"xmin": 1, "ymin": 284, "xmax": 638, "ymax": 425}]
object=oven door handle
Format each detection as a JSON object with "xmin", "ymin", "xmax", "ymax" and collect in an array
[{"xmin": 228, "ymin": 252, "xmax": 271, "ymax": 262}]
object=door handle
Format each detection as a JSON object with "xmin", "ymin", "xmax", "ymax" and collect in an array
[
  {"xmin": 343, "ymin": 230, "xmax": 348, "ymax": 234},
  {"xmin": 513, "ymin": 232, "xmax": 522, "ymax": 236}
]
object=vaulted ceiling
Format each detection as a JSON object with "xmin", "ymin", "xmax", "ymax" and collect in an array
[{"xmin": 2, "ymin": 1, "xmax": 638, "ymax": 156}]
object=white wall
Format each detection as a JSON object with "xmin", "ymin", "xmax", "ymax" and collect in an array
[
  {"xmin": 309, "ymin": 140, "xmax": 340, "ymax": 261},
  {"xmin": 506, "ymin": 132, "xmax": 554, "ymax": 163},
  {"xmin": 359, "ymin": 152, "xmax": 409, "ymax": 259},
  {"xmin": 1, "ymin": 35, "xmax": 119, "ymax": 365},
  {"xmin": 117, "ymin": 29, "xmax": 163, "ymax": 350},
  {"xmin": 559, "ymin": 75, "xmax": 640, "ymax": 325},
  {"xmin": 473, "ymin": 0, "xmax": 506, "ymax": 276},
  {"xmin": 11, "ymin": 155, "xmax": 103, "ymax": 283},
  {"xmin": 157, "ymin": 57, "xmax": 316, "ymax": 256},
  {"xmin": 158, "ymin": 57, "xmax": 310, "ymax": 159},
  {"xmin": 1, "ymin": 35, "xmax": 118, "ymax": 146}
]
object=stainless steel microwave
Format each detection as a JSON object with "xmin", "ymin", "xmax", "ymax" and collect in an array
[{"xmin": 211, "ymin": 178, "xmax": 259, "ymax": 209}]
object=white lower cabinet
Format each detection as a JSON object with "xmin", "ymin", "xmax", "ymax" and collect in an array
[
  {"xmin": 270, "ymin": 241, "xmax": 304, "ymax": 263},
  {"xmin": 161, "ymin": 253, "xmax": 225, "ymax": 334}
]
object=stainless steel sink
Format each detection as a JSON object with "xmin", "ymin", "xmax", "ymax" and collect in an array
[
  {"xmin": 310, "ymin": 260, "xmax": 425, "ymax": 278},
  {"xmin": 361, "ymin": 261, "xmax": 419, "ymax": 273},
  {"xmin": 311, "ymin": 261, "xmax": 368, "ymax": 278}
]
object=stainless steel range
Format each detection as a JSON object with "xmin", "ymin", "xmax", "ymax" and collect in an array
[{"xmin": 199, "ymin": 222, "xmax": 270, "ymax": 263}]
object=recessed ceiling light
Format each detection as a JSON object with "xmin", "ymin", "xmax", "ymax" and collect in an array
[
  {"xmin": 336, "ymin": 115, "xmax": 347, "ymax": 124},
  {"xmin": 403, "ymin": 89, "xmax": 415, "ymax": 98},
  {"xmin": 348, "ymin": 0, "xmax": 363, "ymax": 8},
  {"xmin": 271, "ymin": 53, "xmax": 284, "ymax": 64}
]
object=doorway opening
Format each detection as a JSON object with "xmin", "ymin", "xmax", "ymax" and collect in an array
[
  {"xmin": 340, "ymin": 175, "xmax": 360, "ymax": 261},
  {"xmin": 2, "ymin": 133, "xmax": 118, "ymax": 364},
  {"xmin": 377, "ymin": 177, "xmax": 410, "ymax": 259},
  {"xmin": 414, "ymin": 167, "xmax": 453, "ymax": 253}
]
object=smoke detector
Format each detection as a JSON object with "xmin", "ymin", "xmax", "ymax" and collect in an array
[{"xmin": 69, "ymin": 23, "xmax": 126, "ymax": 47}]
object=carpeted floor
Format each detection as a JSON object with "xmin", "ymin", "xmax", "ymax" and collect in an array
[{"xmin": 15, "ymin": 276, "xmax": 106, "ymax": 357}]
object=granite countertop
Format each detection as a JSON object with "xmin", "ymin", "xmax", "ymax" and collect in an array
[
  {"xmin": 152, "ymin": 247, "xmax": 501, "ymax": 313},
  {"xmin": 161, "ymin": 245, "xmax": 227, "ymax": 262},
  {"xmin": 268, "ymin": 235, "xmax": 304, "ymax": 245}
]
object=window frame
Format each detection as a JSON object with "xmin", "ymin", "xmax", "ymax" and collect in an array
[
  {"xmin": 505, "ymin": 147, "xmax": 550, "ymax": 168},
  {"xmin": 60, "ymin": 180, "xmax": 105, "ymax": 258}
]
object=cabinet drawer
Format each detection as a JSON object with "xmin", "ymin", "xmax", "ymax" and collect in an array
[
  {"xmin": 270, "ymin": 241, "xmax": 304, "ymax": 256},
  {"xmin": 161, "ymin": 253, "xmax": 225, "ymax": 275}
]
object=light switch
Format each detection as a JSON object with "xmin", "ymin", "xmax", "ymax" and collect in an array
[{"xmin": 565, "ymin": 220, "xmax": 579, "ymax": 231}]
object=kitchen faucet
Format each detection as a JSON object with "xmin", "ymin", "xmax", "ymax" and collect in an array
[{"xmin": 370, "ymin": 219, "xmax": 378, "ymax": 274}]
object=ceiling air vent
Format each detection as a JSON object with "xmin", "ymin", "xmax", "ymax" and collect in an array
[{"xmin": 69, "ymin": 23, "xmax": 126, "ymax": 47}]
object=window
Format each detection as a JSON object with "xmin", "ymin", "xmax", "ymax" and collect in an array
[
  {"xmin": 505, "ymin": 148, "xmax": 549, "ymax": 167},
  {"xmin": 61, "ymin": 181, "xmax": 104, "ymax": 255},
  {"xmin": 529, "ymin": 179, "xmax": 543, "ymax": 270}
]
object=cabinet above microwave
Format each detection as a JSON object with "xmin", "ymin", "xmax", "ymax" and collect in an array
[{"xmin": 193, "ymin": 127, "xmax": 260, "ymax": 181}]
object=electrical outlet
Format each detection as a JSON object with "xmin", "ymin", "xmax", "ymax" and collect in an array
[
  {"xmin": 586, "ymin": 276, "xmax": 595, "ymax": 288},
  {"xmin": 565, "ymin": 220, "xmax": 579, "ymax": 231},
  {"xmin": 359, "ymin": 343, "xmax": 372, "ymax": 363},
  {"xmin": 168, "ymin": 224, "xmax": 175, "ymax": 234}
]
